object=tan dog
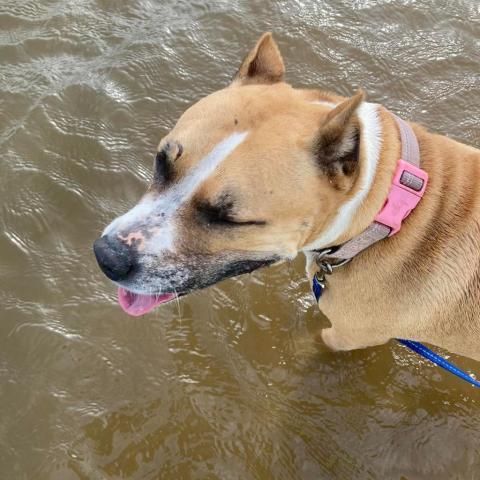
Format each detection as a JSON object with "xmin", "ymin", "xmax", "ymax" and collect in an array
[{"xmin": 94, "ymin": 33, "xmax": 480, "ymax": 362}]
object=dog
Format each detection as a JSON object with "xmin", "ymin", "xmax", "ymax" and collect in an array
[{"xmin": 94, "ymin": 33, "xmax": 480, "ymax": 362}]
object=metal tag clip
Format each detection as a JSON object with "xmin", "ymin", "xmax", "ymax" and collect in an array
[{"xmin": 312, "ymin": 248, "xmax": 352, "ymax": 301}]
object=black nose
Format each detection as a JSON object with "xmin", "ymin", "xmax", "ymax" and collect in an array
[{"xmin": 93, "ymin": 236, "xmax": 135, "ymax": 282}]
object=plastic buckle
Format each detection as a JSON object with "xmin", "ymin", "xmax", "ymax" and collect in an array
[{"xmin": 374, "ymin": 159, "xmax": 428, "ymax": 236}]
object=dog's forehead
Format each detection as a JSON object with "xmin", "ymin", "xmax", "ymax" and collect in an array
[
  {"xmin": 161, "ymin": 83, "xmax": 321, "ymax": 179},
  {"xmin": 148, "ymin": 84, "xmax": 330, "ymax": 219},
  {"xmin": 178, "ymin": 83, "xmax": 291, "ymax": 124},
  {"xmin": 167, "ymin": 83, "xmax": 314, "ymax": 144}
]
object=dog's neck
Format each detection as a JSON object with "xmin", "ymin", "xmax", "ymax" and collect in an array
[
  {"xmin": 306, "ymin": 104, "xmax": 480, "ymax": 359},
  {"xmin": 303, "ymin": 102, "xmax": 403, "ymax": 252}
]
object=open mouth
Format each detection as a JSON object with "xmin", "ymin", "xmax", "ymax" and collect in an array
[{"xmin": 118, "ymin": 287, "xmax": 177, "ymax": 316}]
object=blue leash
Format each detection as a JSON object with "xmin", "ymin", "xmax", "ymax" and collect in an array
[
  {"xmin": 312, "ymin": 275, "xmax": 480, "ymax": 389},
  {"xmin": 396, "ymin": 339, "xmax": 480, "ymax": 389}
]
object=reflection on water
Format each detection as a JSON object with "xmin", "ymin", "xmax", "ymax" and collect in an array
[{"xmin": 1, "ymin": 0, "xmax": 479, "ymax": 478}]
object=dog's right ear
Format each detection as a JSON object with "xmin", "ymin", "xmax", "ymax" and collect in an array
[{"xmin": 233, "ymin": 32, "xmax": 285, "ymax": 85}]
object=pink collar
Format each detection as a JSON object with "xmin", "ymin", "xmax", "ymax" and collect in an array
[{"xmin": 314, "ymin": 113, "xmax": 428, "ymax": 270}]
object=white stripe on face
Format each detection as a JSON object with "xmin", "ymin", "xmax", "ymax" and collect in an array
[{"xmin": 103, "ymin": 132, "xmax": 249, "ymax": 252}]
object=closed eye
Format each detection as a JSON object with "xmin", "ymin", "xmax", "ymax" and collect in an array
[
  {"xmin": 221, "ymin": 217, "xmax": 267, "ymax": 226},
  {"xmin": 195, "ymin": 199, "xmax": 266, "ymax": 227}
]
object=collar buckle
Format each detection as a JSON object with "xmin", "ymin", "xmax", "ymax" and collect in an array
[{"xmin": 374, "ymin": 159, "xmax": 428, "ymax": 236}]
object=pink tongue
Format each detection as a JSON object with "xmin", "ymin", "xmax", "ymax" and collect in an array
[{"xmin": 118, "ymin": 287, "xmax": 177, "ymax": 316}]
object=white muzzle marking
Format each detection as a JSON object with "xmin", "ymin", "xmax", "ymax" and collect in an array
[{"xmin": 103, "ymin": 132, "xmax": 249, "ymax": 252}]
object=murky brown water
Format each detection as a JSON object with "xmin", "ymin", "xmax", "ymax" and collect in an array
[{"xmin": 1, "ymin": 1, "xmax": 479, "ymax": 478}]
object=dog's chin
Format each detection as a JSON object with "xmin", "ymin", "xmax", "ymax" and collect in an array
[
  {"xmin": 115, "ymin": 256, "xmax": 280, "ymax": 316},
  {"xmin": 117, "ymin": 287, "xmax": 178, "ymax": 316}
]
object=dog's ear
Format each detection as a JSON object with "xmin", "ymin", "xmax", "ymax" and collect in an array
[
  {"xmin": 233, "ymin": 32, "xmax": 285, "ymax": 84},
  {"xmin": 313, "ymin": 90, "xmax": 365, "ymax": 188}
]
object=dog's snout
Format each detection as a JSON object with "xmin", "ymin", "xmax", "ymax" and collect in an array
[{"xmin": 93, "ymin": 236, "xmax": 135, "ymax": 282}]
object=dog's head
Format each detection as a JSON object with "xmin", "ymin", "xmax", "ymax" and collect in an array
[{"xmin": 94, "ymin": 33, "xmax": 379, "ymax": 315}]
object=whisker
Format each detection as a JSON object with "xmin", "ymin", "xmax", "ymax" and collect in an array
[{"xmin": 173, "ymin": 287, "xmax": 182, "ymax": 323}]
